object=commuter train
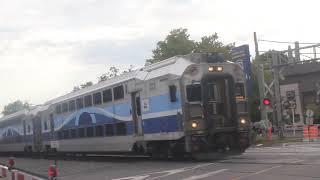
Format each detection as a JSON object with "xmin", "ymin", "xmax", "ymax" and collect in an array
[{"xmin": 0, "ymin": 53, "xmax": 250, "ymax": 158}]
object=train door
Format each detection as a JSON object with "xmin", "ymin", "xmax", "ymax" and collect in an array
[
  {"xmin": 32, "ymin": 116, "xmax": 42, "ymax": 152},
  {"xmin": 131, "ymin": 92, "xmax": 143, "ymax": 136},
  {"xmin": 202, "ymin": 75, "xmax": 237, "ymax": 129}
]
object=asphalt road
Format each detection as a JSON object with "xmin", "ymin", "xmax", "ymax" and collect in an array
[{"xmin": 1, "ymin": 142, "xmax": 320, "ymax": 180}]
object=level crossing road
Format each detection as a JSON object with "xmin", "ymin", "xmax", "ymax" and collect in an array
[{"xmin": 0, "ymin": 142, "xmax": 320, "ymax": 180}]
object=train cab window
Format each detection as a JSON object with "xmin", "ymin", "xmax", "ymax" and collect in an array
[
  {"xmin": 169, "ymin": 85, "xmax": 177, "ymax": 102},
  {"xmin": 84, "ymin": 95, "xmax": 93, "ymax": 107},
  {"xmin": 105, "ymin": 124, "xmax": 114, "ymax": 136},
  {"xmin": 113, "ymin": 85, "xmax": 124, "ymax": 100},
  {"xmin": 62, "ymin": 103, "xmax": 68, "ymax": 113},
  {"xmin": 95, "ymin": 125, "xmax": 104, "ymax": 136},
  {"xmin": 186, "ymin": 84, "xmax": 202, "ymax": 102},
  {"xmin": 93, "ymin": 92, "xmax": 102, "ymax": 105},
  {"xmin": 116, "ymin": 123, "xmax": 126, "ymax": 136},
  {"xmin": 79, "ymin": 128, "xmax": 85, "ymax": 138},
  {"xmin": 76, "ymin": 98, "xmax": 84, "ymax": 110},
  {"xmin": 71, "ymin": 129, "xmax": 77, "ymax": 138},
  {"xmin": 55, "ymin": 104, "xmax": 62, "ymax": 114},
  {"xmin": 103, "ymin": 89, "xmax": 112, "ymax": 103},
  {"xmin": 86, "ymin": 127, "xmax": 94, "ymax": 137},
  {"xmin": 207, "ymin": 83, "xmax": 219, "ymax": 101},
  {"xmin": 235, "ymin": 83, "xmax": 245, "ymax": 100},
  {"xmin": 69, "ymin": 100, "xmax": 76, "ymax": 111},
  {"xmin": 63, "ymin": 130, "xmax": 69, "ymax": 139}
]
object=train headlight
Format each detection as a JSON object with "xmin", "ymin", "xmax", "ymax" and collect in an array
[
  {"xmin": 240, "ymin": 118, "xmax": 246, "ymax": 124},
  {"xmin": 208, "ymin": 66, "xmax": 215, "ymax": 72},
  {"xmin": 208, "ymin": 66, "xmax": 223, "ymax": 72},
  {"xmin": 216, "ymin": 66, "xmax": 223, "ymax": 72},
  {"xmin": 191, "ymin": 121, "xmax": 199, "ymax": 129}
]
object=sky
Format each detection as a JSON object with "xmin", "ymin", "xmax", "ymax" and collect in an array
[{"xmin": 1, "ymin": 0, "xmax": 320, "ymax": 113}]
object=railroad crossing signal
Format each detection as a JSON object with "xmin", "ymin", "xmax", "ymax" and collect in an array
[{"xmin": 263, "ymin": 98, "xmax": 271, "ymax": 106}]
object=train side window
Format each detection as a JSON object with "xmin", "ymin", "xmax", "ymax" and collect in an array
[
  {"xmin": 79, "ymin": 128, "xmax": 85, "ymax": 138},
  {"xmin": 105, "ymin": 124, "xmax": 114, "ymax": 136},
  {"xmin": 86, "ymin": 127, "xmax": 94, "ymax": 137},
  {"xmin": 113, "ymin": 85, "xmax": 124, "ymax": 100},
  {"xmin": 55, "ymin": 104, "xmax": 62, "ymax": 114},
  {"xmin": 71, "ymin": 129, "xmax": 77, "ymax": 138},
  {"xmin": 116, "ymin": 123, "xmax": 126, "ymax": 136},
  {"xmin": 103, "ymin": 89, "xmax": 112, "ymax": 103},
  {"xmin": 186, "ymin": 84, "xmax": 202, "ymax": 102},
  {"xmin": 43, "ymin": 120, "xmax": 48, "ymax": 131},
  {"xmin": 69, "ymin": 100, "xmax": 76, "ymax": 111},
  {"xmin": 62, "ymin": 103, "xmax": 68, "ymax": 113},
  {"xmin": 169, "ymin": 85, "xmax": 177, "ymax": 102},
  {"xmin": 76, "ymin": 98, "xmax": 84, "ymax": 110},
  {"xmin": 58, "ymin": 131, "xmax": 63, "ymax": 139},
  {"xmin": 63, "ymin": 130, "xmax": 69, "ymax": 139},
  {"xmin": 93, "ymin": 92, "xmax": 102, "ymax": 105},
  {"xmin": 27, "ymin": 124, "xmax": 31, "ymax": 133},
  {"xmin": 235, "ymin": 83, "xmax": 245, "ymax": 99},
  {"xmin": 95, "ymin": 125, "xmax": 104, "ymax": 136},
  {"xmin": 84, "ymin": 95, "xmax": 93, "ymax": 107}
]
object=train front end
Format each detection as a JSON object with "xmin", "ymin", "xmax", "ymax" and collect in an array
[{"xmin": 182, "ymin": 54, "xmax": 251, "ymax": 155}]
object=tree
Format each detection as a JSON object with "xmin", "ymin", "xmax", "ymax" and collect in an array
[
  {"xmin": 98, "ymin": 66, "xmax": 120, "ymax": 82},
  {"xmin": 194, "ymin": 33, "xmax": 233, "ymax": 60},
  {"xmin": 2, "ymin": 100, "xmax": 30, "ymax": 116},
  {"xmin": 146, "ymin": 28, "xmax": 195, "ymax": 65},
  {"xmin": 80, "ymin": 81, "xmax": 93, "ymax": 89},
  {"xmin": 146, "ymin": 28, "xmax": 231, "ymax": 65},
  {"xmin": 72, "ymin": 86, "xmax": 81, "ymax": 92}
]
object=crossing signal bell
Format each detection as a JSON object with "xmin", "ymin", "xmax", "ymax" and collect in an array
[{"xmin": 263, "ymin": 98, "xmax": 271, "ymax": 106}]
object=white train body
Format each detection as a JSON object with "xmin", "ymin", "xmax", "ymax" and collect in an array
[{"xmin": 0, "ymin": 53, "xmax": 250, "ymax": 155}]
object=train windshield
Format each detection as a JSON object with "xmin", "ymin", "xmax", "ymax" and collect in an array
[
  {"xmin": 207, "ymin": 83, "xmax": 219, "ymax": 101},
  {"xmin": 186, "ymin": 84, "xmax": 202, "ymax": 102}
]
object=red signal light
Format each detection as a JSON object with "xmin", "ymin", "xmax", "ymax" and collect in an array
[{"xmin": 263, "ymin": 98, "xmax": 271, "ymax": 105}]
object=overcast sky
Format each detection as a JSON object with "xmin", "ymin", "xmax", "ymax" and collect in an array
[{"xmin": 1, "ymin": 0, "xmax": 320, "ymax": 112}]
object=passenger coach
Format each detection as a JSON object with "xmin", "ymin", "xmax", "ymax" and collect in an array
[{"xmin": 0, "ymin": 53, "xmax": 250, "ymax": 157}]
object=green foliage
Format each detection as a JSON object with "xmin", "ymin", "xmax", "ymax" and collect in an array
[
  {"xmin": 194, "ymin": 33, "xmax": 233, "ymax": 60},
  {"xmin": 146, "ymin": 28, "xmax": 231, "ymax": 64},
  {"xmin": 2, "ymin": 100, "xmax": 30, "ymax": 116},
  {"xmin": 80, "ymin": 81, "xmax": 93, "ymax": 89},
  {"xmin": 146, "ymin": 28, "xmax": 195, "ymax": 65}
]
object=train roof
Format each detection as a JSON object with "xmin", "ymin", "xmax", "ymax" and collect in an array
[
  {"xmin": 45, "ymin": 55, "xmax": 198, "ymax": 105},
  {"xmin": 0, "ymin": 109, "xmax": 28, "ymax": 122}
]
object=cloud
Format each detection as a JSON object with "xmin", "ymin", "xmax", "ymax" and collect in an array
[{"xmin": 1, "ymin": 0, "xmax": 320, "ymax": 112}]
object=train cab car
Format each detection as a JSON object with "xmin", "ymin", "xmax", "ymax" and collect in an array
[{"xmin": 0, "ymin": 53, "xmax": 250, "ymax": 158}]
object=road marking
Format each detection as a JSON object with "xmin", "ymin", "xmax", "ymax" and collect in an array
[
  {"xmin": 230, "ymin": 159, "xmax": 304, "ymax": 180},
  {"xmin": 231, "ymin": 165, "xmax": 282, "ymax": 180},
  {"xmin": 181, "ymin": 169, "xmax": 228, "ymax": 180},
  {"xmin": 111, "ymin": 163, "xmax": 217, "ymax": 180}
]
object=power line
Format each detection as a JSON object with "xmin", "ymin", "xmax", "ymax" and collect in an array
[{"xmin": 258, "ymin": 39, "xmax": 320, "ymax": 45}]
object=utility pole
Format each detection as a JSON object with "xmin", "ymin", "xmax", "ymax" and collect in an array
[
  {"xmin": 294, "ymin": 41, "xmax": 300, "ymax": 62},
  {"xmin": 254, "ymin": 32, "xmax": 267, "ymax": 122},
  {"xmin": 272, "ymin": 52, "xmax": 284, "ymax": 138}
]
